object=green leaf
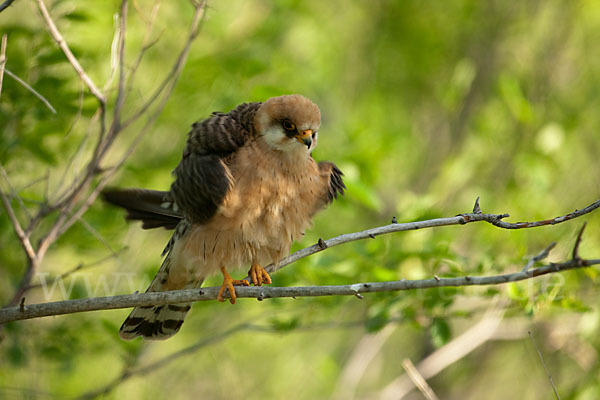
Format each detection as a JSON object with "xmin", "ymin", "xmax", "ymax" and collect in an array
[{"xmin": 430, "ymin": 318, "xmax": 451, "ymax": 347}]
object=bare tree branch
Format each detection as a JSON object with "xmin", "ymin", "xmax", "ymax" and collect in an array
[
  {"xmin": 56, "ymin": 1, "xmax": 207, "ymax": 238},
  {"xmin": 36, "ymin": 0, "xmax": 106, "ymax": 105},
  {"xmin": 1, "ymin": 215, "xmax": 598, "ymax": 324},
  {"xmin": 262, "ymin": 198, "xmax": 600, "ymax": 278},
  {"xmin": 2, "ymin": 1, "xmax": 207, "ymax": 312}
]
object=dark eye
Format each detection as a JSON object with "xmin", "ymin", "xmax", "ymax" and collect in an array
[{"xmin": 281, "ymin": 120, "xmax": 296, "ymax": 131}]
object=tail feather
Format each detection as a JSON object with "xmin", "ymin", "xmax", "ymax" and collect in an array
[
  {"xmin": 119, "ymin": 303, "xmax": 192, "ymax": 340},
  {"xmin": 102, "ymin": 188, "xmax": 183, "ymax": 230},
  {"xmin": 119, "ymin": 251, "xmax": 203, "ymax": 341}
]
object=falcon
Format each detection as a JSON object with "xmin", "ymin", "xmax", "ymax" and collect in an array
[{"xmin": 103, "ymin": 94, "xmax": 345, "ymax": 340}]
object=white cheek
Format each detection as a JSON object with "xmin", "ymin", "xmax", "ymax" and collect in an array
[{"xmin": 263, "ymin": 127, "xmax": 299, "ymax": 152}]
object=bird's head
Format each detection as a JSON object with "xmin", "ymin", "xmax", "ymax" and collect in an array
[{"xmin": 254, "ymin": 94, "xmax": 321, "ymax": 153}]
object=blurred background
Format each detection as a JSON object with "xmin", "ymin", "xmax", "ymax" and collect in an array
[{"xmin": 1, "ymin": 0, "xmax": 600, "ymax": 399}]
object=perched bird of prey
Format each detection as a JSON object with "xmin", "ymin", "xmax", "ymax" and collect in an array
[{"xmin": 103, "ymin": 94, "xmax": 345, "ymax": 340}]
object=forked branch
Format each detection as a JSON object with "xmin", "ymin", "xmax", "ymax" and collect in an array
[{"xmin": 0, "ymin": 201, "xmax": 598, "ymax": 324}]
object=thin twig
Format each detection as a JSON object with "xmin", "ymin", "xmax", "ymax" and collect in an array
[
  {"xmin": 0, "ymin": 163, "xmax": 32, "ymax": 220},
  {"xmin": 120, "ymin": 0, "xmax": 207, "ymax": 130},
  {"xmin": 52, "ymin": 83, "xmax": 89, "ymax": 198},
  {"xmin": 572, "ymin": 222, "xmax": 586, "ymax": 261},
  {"xmin": 3, "ymin": 69, "xmax": 57, "ymax": 113},
  {"xmin": 472, "ymin": 196, "xmax": 482, "ymax": 214},
  {"xmin": 484, "ymin": 202, "xmax": 600, "ymax": 229},
  {"xmin": 36, "ymin": 0, "xmax": 106, "ymax": 105},
  {"xmin": 64, "ymin": 80, "xmax": 85, "ymax": 138},
  {"xmin": 522, "ymin": 242, "xmax": 556, "ymax": 272},
  {"xmin": 64, "ymin": 210, "xmax": 119, "ymax": 255},
  {"xmin": 126, "ymin": 0, "xmax": 161, "ymax": 93},
  {"xmin": 528, "ymin": 330, "xmax": 560, "ymax": 400},
  {"xmin": 31, "ymin": 0, "xmax": 108, "ymax": 213},
  {"xmin": 51, "ymin": 107, "xmax": 101, "ymax": 205},
  {"xmin": 0, "ymin": 186, "xmax": 36, "ymax": 262}
]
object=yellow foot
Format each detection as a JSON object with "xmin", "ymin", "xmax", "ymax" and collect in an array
[
  {"xmin": 248, "ymin": 262, "xmax": 272, "ymax": 286},
  {"xmin": 217, "ymin": 266, "xmax": 249, "ymax": 304}
]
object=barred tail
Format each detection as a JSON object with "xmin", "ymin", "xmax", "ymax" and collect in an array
[
  {"xmin": 119, "ymin": 303, "xmax": 192, "ymax": 340},
  {"xmin": 119, "ymin": 254, "xmax": 202, "ymax": 340}
]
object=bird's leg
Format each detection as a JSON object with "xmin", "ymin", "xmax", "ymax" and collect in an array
[
  {"xmin": 248, "ymin": 262, "xmax": 272, "ymax": 286},
  {"xmin": 217, "ymin": 266, "xmax": 249, "ymax": 304}
]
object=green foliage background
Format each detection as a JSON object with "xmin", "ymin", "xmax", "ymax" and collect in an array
[{"xmin": 1, "ymin": 0, "xmax": 600, "ymax": 398}]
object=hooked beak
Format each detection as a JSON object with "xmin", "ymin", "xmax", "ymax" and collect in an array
[{"xmin": 296, "ymin": 129, "xmax": 313, "ymax": 149}]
